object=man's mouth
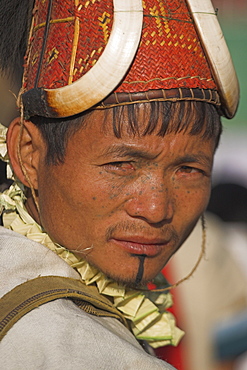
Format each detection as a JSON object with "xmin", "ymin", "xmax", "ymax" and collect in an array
[{"xmin": 110, "ymin": 237, "xmax": 169, "ymax": 257}]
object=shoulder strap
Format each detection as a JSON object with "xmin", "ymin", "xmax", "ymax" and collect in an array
[{"xmin": 0, "ymin": 276, "xmax": 128, "ymax": 341}]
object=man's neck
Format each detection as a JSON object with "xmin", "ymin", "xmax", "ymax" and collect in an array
[{"xmin": 25, "ymin": 189, "xmax": 41, "ymax": 225}]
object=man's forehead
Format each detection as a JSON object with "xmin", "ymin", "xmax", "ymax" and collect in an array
[{"xmin": 71, "ymin": 117, "xmax": 215, "ymax": 165}]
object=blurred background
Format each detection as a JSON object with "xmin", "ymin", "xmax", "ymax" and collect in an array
[{"xmin": 211, "ymin": 0, "xmax": 247, "ymax": 189}]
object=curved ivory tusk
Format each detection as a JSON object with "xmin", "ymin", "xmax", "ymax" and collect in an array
[
  {"xmin": 186, "ymin": 0, "xmax": 239, "ymax": 118},
  {"xmin": 23, "ymin": 0, "xmax": 143, "ymax": 118}
]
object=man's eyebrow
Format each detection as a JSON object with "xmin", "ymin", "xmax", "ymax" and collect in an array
[
  {"xmin": 100, "ymin": 145, "xmax": 159, "ymax": 160},
  {"xmin": 175, "ymin": 154, "xmax": 213, "ymax": 166},
  {"xmin": 100, "ymin": 146, "xmax": 212, "ymax": 165}
]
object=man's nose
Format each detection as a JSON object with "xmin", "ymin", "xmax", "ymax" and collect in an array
[{"xmin": 125, "ymin": 177, "xmax": 174, "ymax": 224}]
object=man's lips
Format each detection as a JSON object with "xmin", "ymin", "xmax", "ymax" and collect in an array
[{"xmin": 110, "ymin": 237, "xmax": 169, "ymax": 257}]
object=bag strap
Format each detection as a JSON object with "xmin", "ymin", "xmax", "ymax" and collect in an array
[{"xmin": 0, "ymin": 275, "xmax": 128, "ymax": 341}]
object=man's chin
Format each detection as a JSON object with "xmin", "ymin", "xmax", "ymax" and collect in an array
[
  {"xmin": 103, "ymin": 270, "xmax": 156, "ymax": 290},
  {"xmin": 85, "ymin": 254, "xmax": 166, "ymax": 289}
]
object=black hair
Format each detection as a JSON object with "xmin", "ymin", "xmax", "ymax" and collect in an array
[
  {"xmin": 0, "ymin": 0, "xmax": 34, "ymax": 78},
  {"xmin": 30, "ymin": 100, "xmax": 222, "ymax": 165}
]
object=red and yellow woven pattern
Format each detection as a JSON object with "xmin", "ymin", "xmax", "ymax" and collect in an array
[{"xmin": 23, "ymin": 0, "xmax": 217, "ymax": 99}]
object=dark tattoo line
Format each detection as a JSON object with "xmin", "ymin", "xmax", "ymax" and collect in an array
[{"xmin": 135, "ymin": 254, "xmax": 146, "ymax": 286}]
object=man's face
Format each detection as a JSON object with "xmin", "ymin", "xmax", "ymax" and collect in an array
[{"xmin": 36, "ymin": 107, "xmax": 215, "ymax": 286}]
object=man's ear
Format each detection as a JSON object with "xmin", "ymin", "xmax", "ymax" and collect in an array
[{"xmin": 7, "ymin": 118, "xmax": 46, "ymax": 189}]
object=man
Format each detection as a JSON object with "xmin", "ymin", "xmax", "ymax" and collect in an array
[{"xmin": 0, "ymin": 0, "xmax": 239, "ymax": 369}]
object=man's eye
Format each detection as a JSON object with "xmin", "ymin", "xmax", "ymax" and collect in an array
[
  {"xmin": 103, "ymin": 161, "xmax": 135, "ymax": 173},
  {"xmin": 178, "ymin": 166, "xmax": 204, "ymax": 174}
]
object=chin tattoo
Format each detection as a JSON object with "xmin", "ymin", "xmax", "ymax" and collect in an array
[{"xmin": 135, "ymin": 254, "xmax": 147, "ymax": 286}]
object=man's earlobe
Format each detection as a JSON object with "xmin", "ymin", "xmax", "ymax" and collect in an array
[{"xmin": 7, "ymin": 118, "xmax": 44, "ymax": 189}]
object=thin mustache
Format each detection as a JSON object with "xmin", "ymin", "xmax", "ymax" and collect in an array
[{"xmin": 106, "ymin": 221, "xmax": 179, "ymax": 244}]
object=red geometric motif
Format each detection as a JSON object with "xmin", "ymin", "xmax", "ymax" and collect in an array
[{"xmin": 23, "ymin": 0, "xmax": 216, "ymax": 94}]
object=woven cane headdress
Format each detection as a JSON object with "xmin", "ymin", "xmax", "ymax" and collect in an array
[{"xmin": 3, "ymin": 0, "xmax": 240, "ymax": 119}]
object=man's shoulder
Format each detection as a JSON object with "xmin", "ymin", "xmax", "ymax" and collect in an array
[
  {"xmin": 1, "ymin": 297, "xmax": 175, "ymax": 369},
  {"xmin": 0, "ymin": 226, "xmax": 80, "ymax": 297}
]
